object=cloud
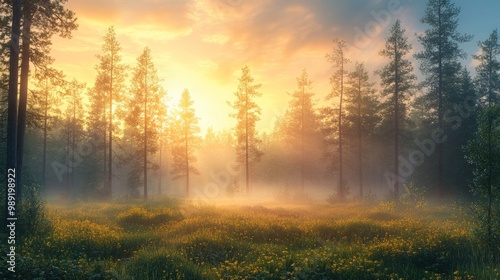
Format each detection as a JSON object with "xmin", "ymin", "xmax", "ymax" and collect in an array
[{"xmin": 67, "ymin": 0, "xmax": 194, "ymax": 38}]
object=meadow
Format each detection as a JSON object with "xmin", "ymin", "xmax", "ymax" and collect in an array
[{"xmin": 3, "ymin": 197, "xmax": 499, "ymax": 280}]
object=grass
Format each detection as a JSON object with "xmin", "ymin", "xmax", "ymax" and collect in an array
[{"xmin": 2, "ymin": 197, "xmax": 499, "ymax": 279}]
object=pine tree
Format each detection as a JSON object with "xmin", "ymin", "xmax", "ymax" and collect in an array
[
  {"xmin": 465, "ymin": 105, "xmax": 500, "ymax": 249},
  {"xmin": 415, "ymin": 0, "xmax": 471, "ymax": 198},
  {"xmin": 94, "ymin": 26, "xmax": 127, "ymax": 199},
  {"xmin": 123, "ymin": 47, "xmax": 167, "ymax": 200},
  {"xmin": 325, "ymin": 38, "xmax": 349, "ymax": 202},
  {"xmin": 465, "ymin": 29, "xmax": 500, "ymax": 249},
  {"xmin": 345, "ymin": 62, "xmax": 380, "ymax": 198},
  {"xmin": 283, "ymin": 69, "xmax": 320, "ymax": 192},
  {"xmin": 16, "ymin": 0, "xmax": 77, "ymax": 199},
  {"xmin": 474, "ymin": 29, "xmax": 500, "ymax": 107},
  {"xmin": 377, "ymin": 20, "xmax": 416, "ymax": 198},
  {"xmin": 229, "ymin": 66, "xmax": 263, "ymax": 196},
  {"xmin": 170, "ymin": 89, "xmax": 201, "ymax": 196}
]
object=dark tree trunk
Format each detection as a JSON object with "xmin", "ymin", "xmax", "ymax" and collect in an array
[
  {"xmin": 6, "ymin": 0, "xmax": 21, "ymax": 227},
  {"xmin": 245, "ymin": 88, "xmax": 250, "ymax": 196},
  {"xmin": 42, "ymin": 80, "xmax": 48, "ymax": 189},
  {"xmin": 357, "ymin": 79, "xmax": 363, "ymax": 199},
  {"xmin": 108, "ymin": 59, "xmax": 114, "ymax": 200},
  {"xmin": 437, "ymin": 3, "xmax": 444, "ymax": 199},
  {"xmin": 394, "ymin": 41, "xmax": 400, "ymax": 199},
  {"xmin": 16, "ymin": 2, "xmax": 32, "ymax": 201},
  {"xmin": 338, "ymin": 59, "xmax": 344, "ymax": 202}
]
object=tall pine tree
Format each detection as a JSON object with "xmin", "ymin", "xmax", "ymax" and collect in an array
[
  {"xmin": 415, "ymin": 0, "xmax": 471, "ymax": 198},
  {"xmin": 94, "ymin": 26, "xmax": 127, "ymax": 199},
  {"xmin": 229, "ymin": 66, "xmax": 263, "ymax": 196},
  {"xmin": 325, "ymin": 38, "xmax": 349, "ymax": 202},
  {"xmin": 170, "ymin": 90, "xmax": 201, "ymax": 196},
  {"xmin": 283, "ymin": 69, "xmax": 320, "ymax": 193},
  {"xmin": 378, "ymin": 20, "xmax": 416, "ymax": 198},
  {"xmin": 345, "ymin": 62, "xmax": 380, "ymax": 198},
  {"xmin": 123, "ymin": 47, "xmax": 167, "ymax": 200}
]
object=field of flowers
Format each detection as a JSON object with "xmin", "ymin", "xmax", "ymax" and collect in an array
[{"xmin": 3, "ymin": 198, "xmax": 499, "ymax": 279}]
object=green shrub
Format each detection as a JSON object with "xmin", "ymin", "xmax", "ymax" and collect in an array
[
  {"xmin": 124, "ymin": 248, "xmax": 208, "ymax": 280},
  {"xmin": 117, "ymin": 207, "xmax": 183, "ymax": 228}
]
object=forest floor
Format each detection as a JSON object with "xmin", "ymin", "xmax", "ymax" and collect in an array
[{"xmin": 4, "ymin": 197, "xmax": 500, "ymax": 279}]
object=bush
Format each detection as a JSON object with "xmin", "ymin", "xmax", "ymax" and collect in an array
[
  {"xmin": 124, "ymin": 248, "xmax": 208, "ymax": 280},
  {"xmin": 116, "ymin": 207, "xmax": 183, "ymax": 228},
  {"xmin": 17, "ymin": 184, "xmax": 52, "ymax": 243}
]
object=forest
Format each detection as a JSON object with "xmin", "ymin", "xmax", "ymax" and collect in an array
[{"xmin": 0, "ymin": 0, "xmax": 499, "ymax": 279}]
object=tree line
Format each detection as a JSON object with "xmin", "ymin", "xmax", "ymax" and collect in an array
[{"xmin": 0, "ymin": 0, "xmax": 498, "ymax": 229}]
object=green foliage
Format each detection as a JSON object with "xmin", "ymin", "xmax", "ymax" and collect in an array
[
  {"xmin": 2, "ymin": 257, "xmax": 118, "ymax": 280},
  {"xmin": 122, "ymin": 47, "xmax": 167, "ymax": 198},
  {"xmin": 124, "ymin": 248, "xmax": 206, "ymax": 280},
  {"xmin": 399, "ymin": 182, "xmax": 428, "ymax": 209},
  {"xmin": 116, "ymin": 207, "xmax": 183, "ymax": 229},
  {"xmin": 170, "ymin": 89, "xmax": 201, "ymax": 194},
  {"xmin": 228, "ymin": 65, "xmax": 264, "ymax": 194},
  {"xmin": 465, "ymin": 105, "xmax": 500, "ymax": 248},
  {"xmin": 17, "ymin": 184, "xmax": 52, "ymax": 243}
]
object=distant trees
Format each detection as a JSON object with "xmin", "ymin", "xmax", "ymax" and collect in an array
[
  {"xmin": 170, "ymin": 90, "xmax": 201, "ymax": 196},
  {"xmin": 61, "ymin": 79, "xmax": 85, "ymax": 197},
  {"xmin": 415, "ymin": 0, "xmax": 471, "ymax": 198},
  {"xmin": 377, "ymin": 20, "xmax": 416, "ymax": 198},
  {"xmin": 229, "ymin": 66, "xmax": 263, "ymax": 196},
  {"xmin": 282, "ymin": 69, "xmax": 320, "ymax": 192},
  {"xmin": 93, "ymin": 26, "xmax": 127, "ymax": 199},
  {"xmin": 31, "ymin": 68, "xmax": 65, "ymax": 188},
  {"xmin": 123, "ymin": 47, "xmax": 167, "ymax": 200},
  {"xmin": 2, "ymin": 0, "xmax": 499, "ymax": 208},
  {"xmin": 325, "ymin": 39, "xmax": 349, "ymax": 202},
  {"xmin": 345, "ymin": 62, "xmax": 380, "ymax": 198}
]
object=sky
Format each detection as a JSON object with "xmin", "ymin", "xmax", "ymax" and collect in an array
[{"xmin": 50, "ymin": 0, "xmax": 500, "ymax": 134}]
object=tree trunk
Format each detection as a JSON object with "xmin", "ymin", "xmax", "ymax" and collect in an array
[
  {"xmin": 437, "ymin": 3, "xmax": 444, "ymax": 199},
  {"xmin": 17, "ymin": 2, "xmax": 32, "ymax": 201},
  {"xmin": 394, "ymin": 41, "xmax": 400, "ymax": 199},
  {"xmin": 245, "ymin": 88, "xmax": 250, "ymax": 196},
  {"xmin": 301, "ymin": 86, "xmax": 305, "ymax": 193},
  {"xmin": 358, "ymin": 78, "xmax": 363, "ymax": 198},
  {"xmin": 185, "ymin": 127, "xmax": 189, "ymax": 196},
  {"xmin": 42, "ymin": 80, "xmax": 48, "ymax": 189},
  {"xmin": 487, "ymin": 113, "xmax": 493, "ymax": 248},
  {"xmin": 108, "ymin": 58, "xmax": 114, "ymax": 200},
  {"xmin": 71, "ymin": 97, "xmax": 76, "ymax": 198},
  {"xmin": 6, "ymin": 0, "xmax": 21, "ymax": 227},
  {"xmin": 158, "ymin": 142, "xmax": 162, "ymax": 195},
  {"xmin": 143, "ymin": 67, "xmax": 148, "ymax": 201},
  {"xmin": 338, "ymin": 59, "xmax": 344, "ymax": 202}
]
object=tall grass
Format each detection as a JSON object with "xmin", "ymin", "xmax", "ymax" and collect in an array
[{"xmin": 5, "ymin": 199, "xmax": 499, "ymax": 279}]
